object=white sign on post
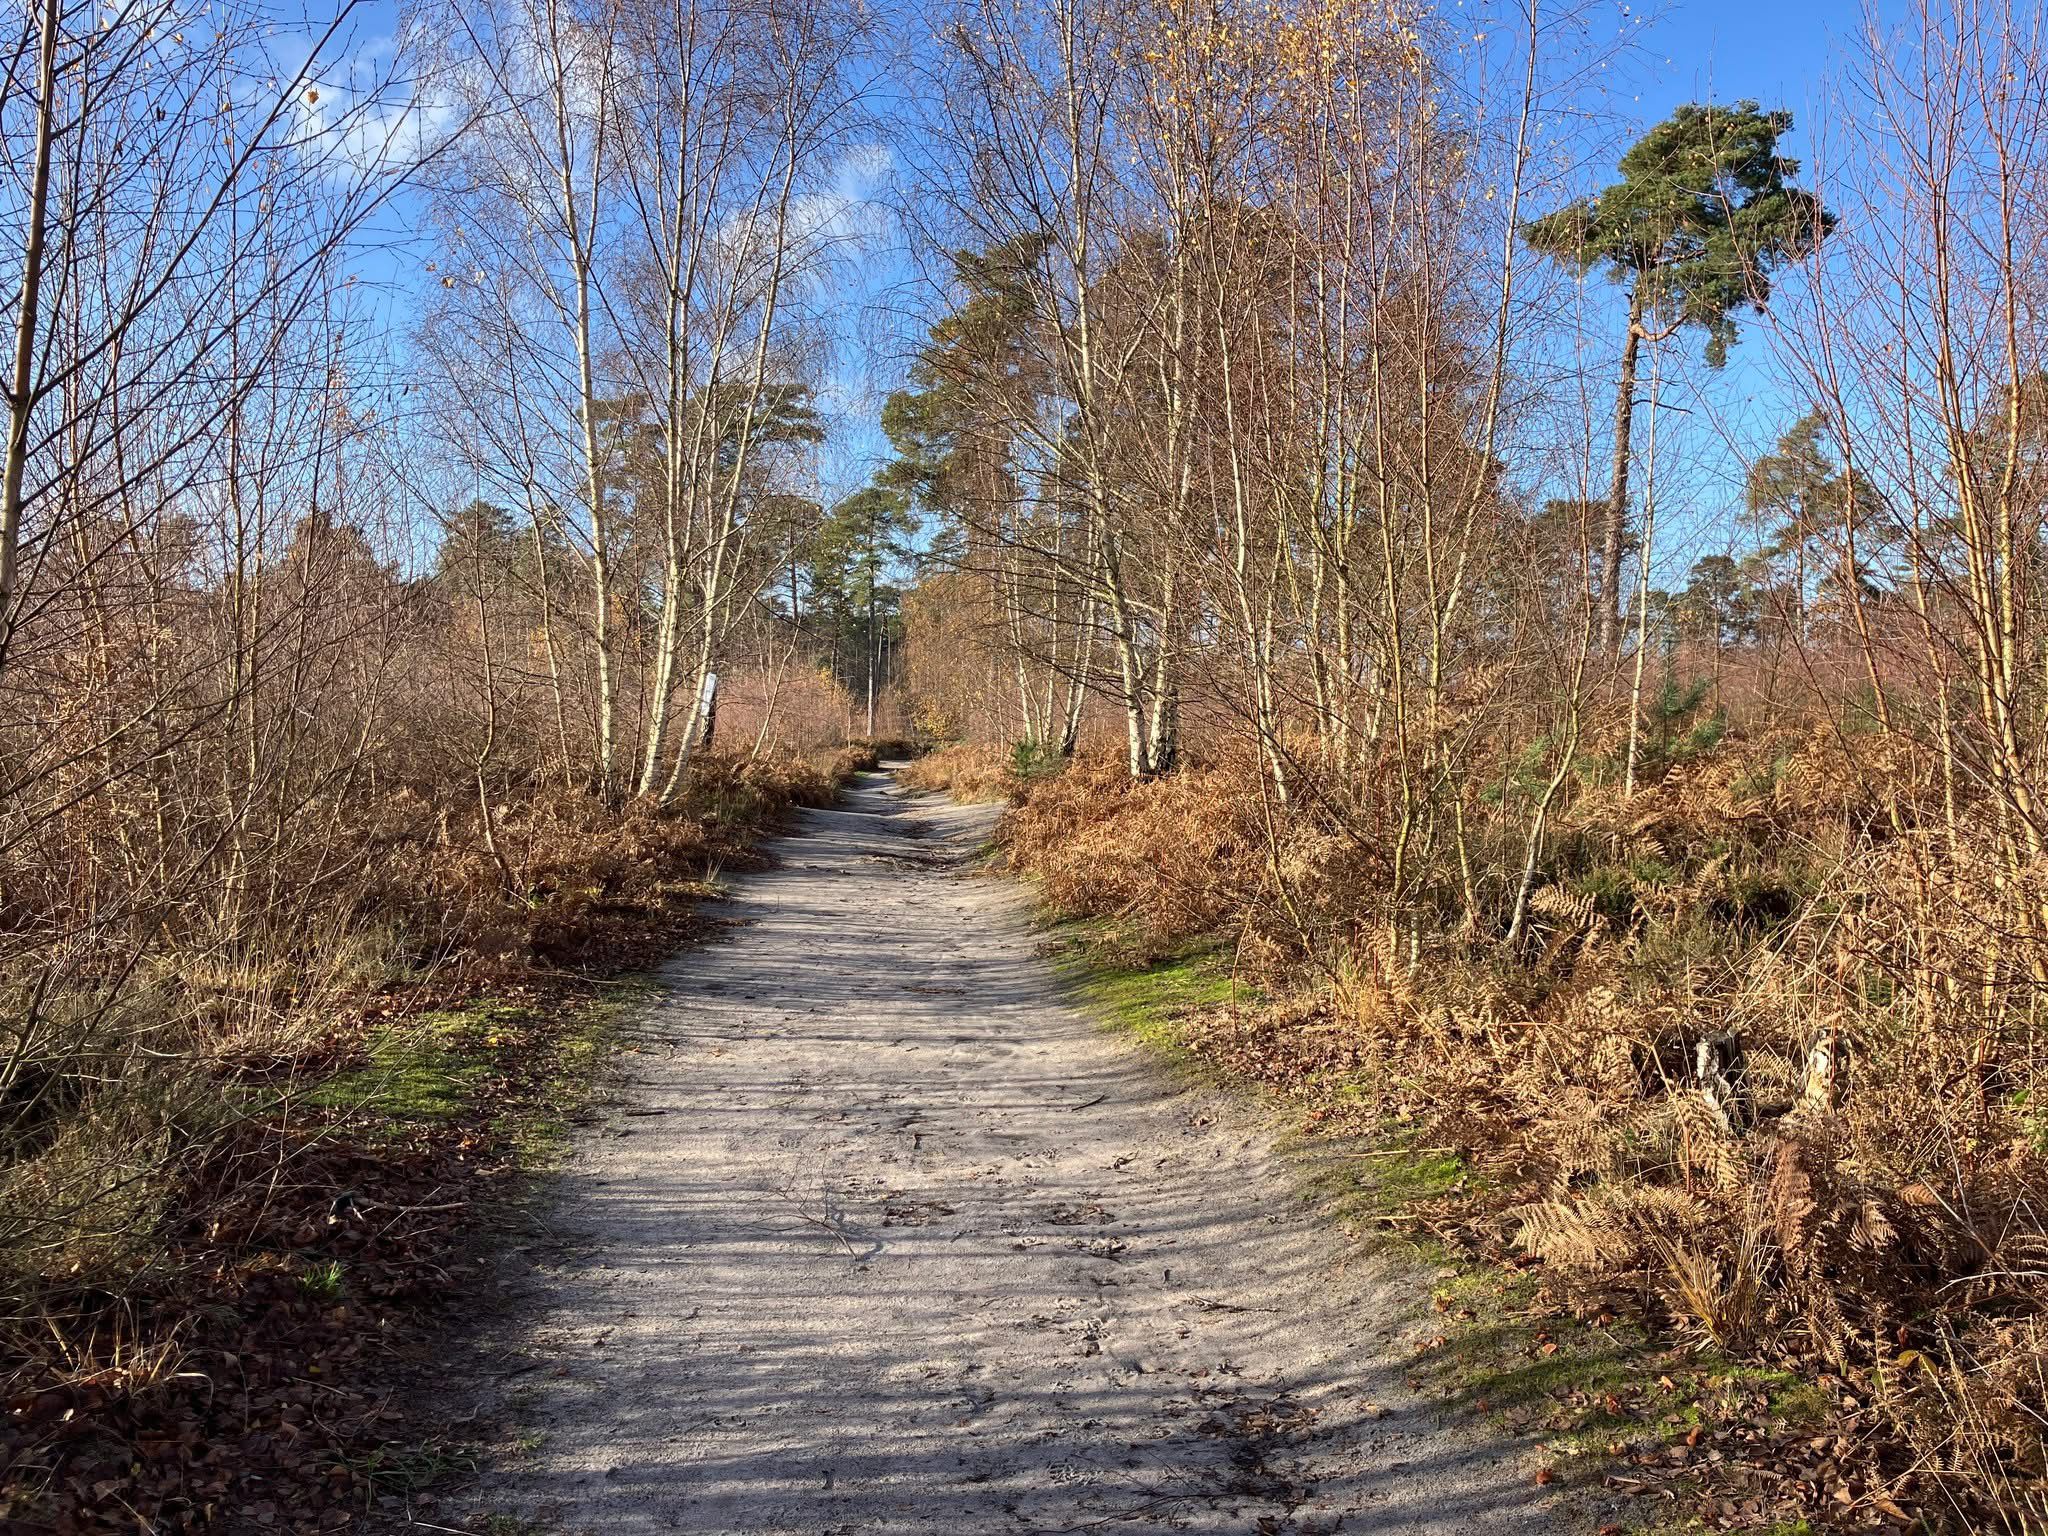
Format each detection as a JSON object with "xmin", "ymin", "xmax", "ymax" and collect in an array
[{"xmin": 698, "ymin": 671, "xmax": 720, "ymax": 747}]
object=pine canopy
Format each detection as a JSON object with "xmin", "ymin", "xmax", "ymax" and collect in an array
[{"xmin": 1523, "ymin": 101, "xmax": 1834, "ymax": 367}]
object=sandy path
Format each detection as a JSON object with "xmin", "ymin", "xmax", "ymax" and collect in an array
[{"xmin": 476, "ymin": 770, "xmax": 1564, "ymax": 1535}]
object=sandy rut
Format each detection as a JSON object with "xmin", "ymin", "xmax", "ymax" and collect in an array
[{"xmin": 468, "ymin": 770, "xmax": 1566, "ymax": 1534}]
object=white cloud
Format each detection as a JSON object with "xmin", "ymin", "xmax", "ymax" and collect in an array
[
  {"xmin": 288, "ymin": 15, "xmax": 466, "ymax": 179},
  {"xmin": 789, "ymin": 143, "xmax": 896, "ymax": 259},
  {"xmin": 718, "ymin": 142, "xmax": 897, "ymax": 307}
]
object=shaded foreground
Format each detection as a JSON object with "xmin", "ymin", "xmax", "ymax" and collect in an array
[{"xmin": 462, "ymin": 770, "xmax": 1566, "ymax": 1534}]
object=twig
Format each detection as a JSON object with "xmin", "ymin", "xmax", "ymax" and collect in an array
[
  {"xmin": 770, "ymin": 1184, "xmax": 860, "ymax": 1260},
  {"xmin": 403, "ymin": 1514, "xmax": 482, "ymax": 1535},
  {"xmin": 1051, "ymin": 1491, "xmax": 1214, "ymax": 1531},
  {"xmin": 795, "ymin": 1208, "xmax": 859, "ymax": 1261}
]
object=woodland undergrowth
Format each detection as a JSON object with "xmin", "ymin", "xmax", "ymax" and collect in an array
[
  {"xmin": 0, "ymin": 742, "xmax": 879, "ymax": 1534},
  {"xmin": 921, "ymin": 731, "xmax": 2048, "ymax": 1534}
]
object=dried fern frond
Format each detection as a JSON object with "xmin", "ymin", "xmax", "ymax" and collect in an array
[
  {"xmin": 1514, "ymin": 1182, "xmax": 1718, "ymax": 1277},
  {"xmin": 1647, "ymin": 1091, "xmax": 1746, "ymax": 1189},
  {"xmin": 1530, "ymin": 882, "xmax": 1597, "ymax": 930}
]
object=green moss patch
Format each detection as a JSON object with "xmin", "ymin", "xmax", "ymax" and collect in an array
[
  {"xmin": 309, "ymin": 984, "xmax": 645, "ymax": 1163},
  {"xmin": 1047, "ymin": 916, "xmax": 1237, "ymax": 1055}
]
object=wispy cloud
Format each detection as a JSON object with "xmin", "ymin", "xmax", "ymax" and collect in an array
[
  {"xmin": 790, "ymin": 143, "xmax": 896, "ymax": 261},
  {"xmin": 291, "ymin": 21, "xmax": 461, "ymax": 177}
]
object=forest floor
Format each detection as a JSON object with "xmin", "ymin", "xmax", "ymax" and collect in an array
[{"xmin": 439, "ymin": 769, "xmax": 1578, "ymax": 1536}]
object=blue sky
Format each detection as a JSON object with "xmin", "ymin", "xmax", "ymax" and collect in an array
[
  {"xmin": 1524, "ymin": 0, "xmax": 1880, "ymax": 582},
  {"xmin": 1633, "ymin": 0, "xmax": 1863, "ymax": 124},
  {"xmin": 321, "ymin": 0, "xmax": 1881, "ymax": 570}
]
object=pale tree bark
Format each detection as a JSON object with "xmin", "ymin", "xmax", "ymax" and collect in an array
[{"xmin": 638, "ymin": 0, "xmax": 854, "ymax": 801}]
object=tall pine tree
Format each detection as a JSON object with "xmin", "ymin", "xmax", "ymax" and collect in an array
[{"xmin": 1525, "ymin": 103, "xmax": 1833, "ymax": 650}]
